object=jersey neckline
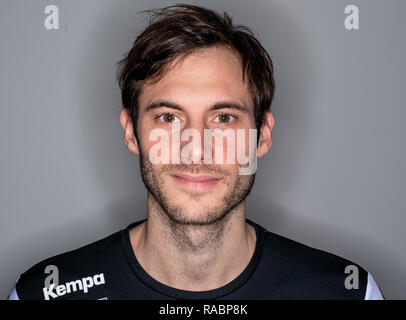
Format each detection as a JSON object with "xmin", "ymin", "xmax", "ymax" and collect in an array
[{"xmin": 120, "ymin": 218, "xmax": 267, "ymax": 299}]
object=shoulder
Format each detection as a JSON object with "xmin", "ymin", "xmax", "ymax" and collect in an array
[
  {"xmin": 254, "ymin": 224, "xmax": 384, "ymax": 299},
  {"xmin": 10, "ymin": 229, "xmax": 125, "ymax": 300}
]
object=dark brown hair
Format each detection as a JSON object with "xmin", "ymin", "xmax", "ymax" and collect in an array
[{"xmin": 116, "ymin": 3, "xmax": 275, "ymax": 135}]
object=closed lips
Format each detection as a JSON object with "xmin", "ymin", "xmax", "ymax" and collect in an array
[{"xmin": 171, "ymin": 173, "xmax": 221, "ymax": 182}]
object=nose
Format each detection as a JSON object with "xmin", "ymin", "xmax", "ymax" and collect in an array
[{"xmin": 180, "ymin": 118, "xmax": 210, "ymax": 165}]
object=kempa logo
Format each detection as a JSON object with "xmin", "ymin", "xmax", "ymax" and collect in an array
[{"xmin": 43, "ymin": 273, "xmax": 105, "ymax": 300}]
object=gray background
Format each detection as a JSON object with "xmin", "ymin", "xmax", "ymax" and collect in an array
[{"xmin": 1, "ymin": 0, "xmax": 404, "ymax": 299}]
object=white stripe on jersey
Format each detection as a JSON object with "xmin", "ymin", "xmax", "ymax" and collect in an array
[
  {"xmin": 8, "ymin": 276, "xmax": 20, "ymax": 300},
  {"xmin": 365, "ymin": 273, "xmax": 384, "ymax": 300}
]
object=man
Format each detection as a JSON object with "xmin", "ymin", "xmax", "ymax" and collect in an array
[{"xmin": 8, "ymin": 4, "xmax": 383, "ymax": 300}]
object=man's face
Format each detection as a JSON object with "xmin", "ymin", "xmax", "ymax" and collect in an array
[{"xmin": 129, "ymin": 46, "xmax": 264, "ymax": 225}]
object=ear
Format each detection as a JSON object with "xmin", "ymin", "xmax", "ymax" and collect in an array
[
  {"xmin": 257, "ymin": 111, "xmax": 274, "ymax": 158},
  {"xmin": 120, "ymin": 108, "xmax": 140, "ymax": 155}
]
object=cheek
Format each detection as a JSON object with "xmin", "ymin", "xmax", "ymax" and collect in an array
[
  {"xmin": 138, "ymin": 118, "xmax": 163, "ymax": 153},
  {"xmin": 212, "ymin": 129, "xmax": 256, "ymax": 166},
  {"xmin": 238, "ymin": 128, "xmax": 256, "ymax": 156},
  {"xmin": 139, "ymin": 126, "xmax": 181, "ymax": 166}
]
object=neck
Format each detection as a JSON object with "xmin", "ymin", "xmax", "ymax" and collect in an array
[{"xmin": 129, "ymin": 193, "xmax": 257, "ymax": 291}]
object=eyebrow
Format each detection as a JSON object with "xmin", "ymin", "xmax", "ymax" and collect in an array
[{"xmin": 144, "ymin": 100, "xmax": 250, "ymax": 114}]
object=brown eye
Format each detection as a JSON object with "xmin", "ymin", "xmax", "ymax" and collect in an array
[
  {"xmin": 215, "ymin": 113, "xmax": 235, "ymax": 123},
  {"xmin": 158, "ymin": 113, "xmax": 179, "ymax": 124}
]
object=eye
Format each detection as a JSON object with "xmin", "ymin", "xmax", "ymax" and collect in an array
[
  {"xmin": 157, "ymin": 113, "xmax": 180, "ymax": 124},
  {"xmin": 213, "ymin": 113, "xmax": 236, "ymax": 124}
]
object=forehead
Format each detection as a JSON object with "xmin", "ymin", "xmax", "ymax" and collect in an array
[{"xmin": 138, "ymin": 46, "xmax": 253, "ymax": 111}]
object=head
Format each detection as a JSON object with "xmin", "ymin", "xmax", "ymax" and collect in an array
[{"xmin": 117, "ymin": 4, "xmax": 275, "ymax": 226}]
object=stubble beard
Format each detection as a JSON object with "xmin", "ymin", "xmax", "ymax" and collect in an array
[{"xmin": 138, "ymin": 149, "xmax": 256, "ymax": 227}]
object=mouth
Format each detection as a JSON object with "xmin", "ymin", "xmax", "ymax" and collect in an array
[{"xmin": 169, "ymin": 172, "xmax": 222, "ymax": 192}]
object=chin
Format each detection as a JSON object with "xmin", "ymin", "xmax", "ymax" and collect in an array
[{"xmin": 165, "ymin": 205, "xmax": 228, "ymax": 226}]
